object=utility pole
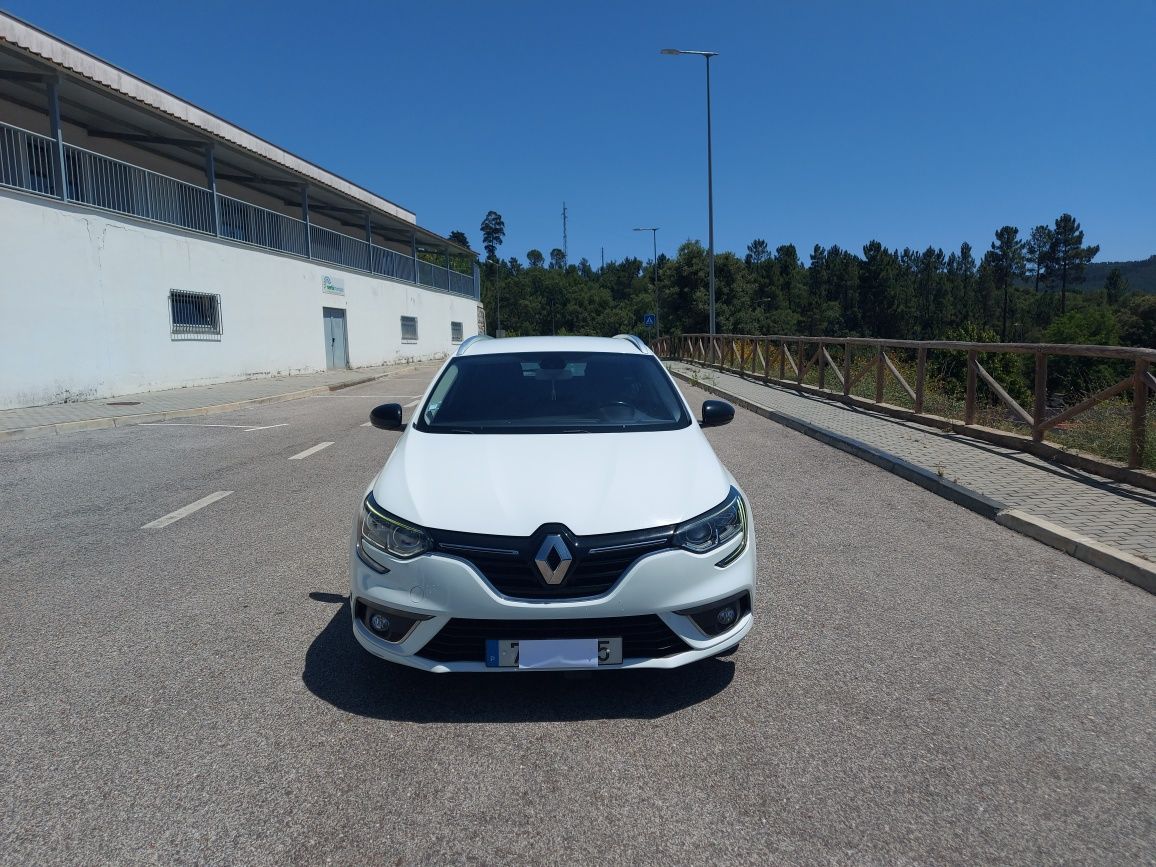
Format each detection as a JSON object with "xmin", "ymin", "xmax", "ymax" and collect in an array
[{"xmin": 561, "ymin": 202, "xmax": 568, "ymax": 267}]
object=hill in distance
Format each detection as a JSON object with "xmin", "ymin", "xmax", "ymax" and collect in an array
[{"xmin": 1082, "ymin": 255, "xmax": 1156, "ymax": 294}]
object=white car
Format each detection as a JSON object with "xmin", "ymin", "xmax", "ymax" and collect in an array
[{"xmin": 349, "ymin": 334, "xmax": 756, "ymax": 672}]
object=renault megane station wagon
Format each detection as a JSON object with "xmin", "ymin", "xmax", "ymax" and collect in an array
[{"xmin": 350, "ymin": 334, "xmax": 756, "ymax": 672}]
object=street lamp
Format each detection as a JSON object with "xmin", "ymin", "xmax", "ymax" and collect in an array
[
  {"xmin": 661, "ymin": 48, "xmax": 718, "ymax": 340},
  {"xmin": 633, "ymin": 227, "xmax": 659, "ymax": 341}
]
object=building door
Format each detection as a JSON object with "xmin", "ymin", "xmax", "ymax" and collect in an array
[{"xmin": 323, "ymin": 307, "xmax": 349, "ymax": 369}]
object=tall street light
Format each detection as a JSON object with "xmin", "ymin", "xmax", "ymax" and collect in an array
[
  {"xmin": 661, "ymin": 48, "xmax": 718, "ymax": 340},
  {"xmin": 633, "ymin": 226, "xmax": 659, "ymax": 341}
]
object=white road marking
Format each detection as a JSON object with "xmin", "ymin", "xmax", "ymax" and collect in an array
[
  {"xmin": 289, "ymin": 441, "xmax": 334, "ymax": 460},
  {"xmin": 360, "ymin": 421, "xmax": 372, "ymax": 427},
  {"xmin": 139, "ymin": 423, "xmax": 251, "ymax": 428},
  {"xmin": 404, "ymin": 398, "xmax": 421, "ymax": 408},
  {"xmin": 141, "ymin": 491, "xmax": 233, "ymax": 529},
  {"xmin": 138, "ymin": 422, "xmax": 288, "ymax": 432}
]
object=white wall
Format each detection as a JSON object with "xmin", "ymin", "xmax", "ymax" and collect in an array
[{"xmin": 0, "ymin": 189, "xmax": 480, "ymax": 409}]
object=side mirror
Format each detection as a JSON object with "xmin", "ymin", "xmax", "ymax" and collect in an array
[
  {"xmin": 700, "ymin": 399, "xmax": 734, "ymax": 428},
  {"xmin": 370, "ymin": 403, "xmax": 404, "ymax": 430}
]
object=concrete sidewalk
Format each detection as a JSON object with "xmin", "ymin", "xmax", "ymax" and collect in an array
[
  {"xmin": 669, "ymin": 361, "xmax": 1156, "ymax": 591},
  {"xmin": 0, "ymin": 361, "xmax": 437, "ymax": 441}
]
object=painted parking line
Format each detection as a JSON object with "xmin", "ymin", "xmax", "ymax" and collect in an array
[
  {"xmin": 289, "ymin": 441, "xmax": 334, "ymax": 460},
  {"xmin": 403, "ymin": 398, "xmax": 422, "ymax": 408},
  {"xmin": 138, "ymin": 422, "xmax": 289, "ymax": 432},
  {"xmin": 141, "ymin": 491, "xmax": 233, "ymax": 529}
]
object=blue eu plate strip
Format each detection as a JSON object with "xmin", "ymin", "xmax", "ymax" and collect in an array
[{"xmin": 485, "ymin": 639, "xmax": 500, "ymax": 667}]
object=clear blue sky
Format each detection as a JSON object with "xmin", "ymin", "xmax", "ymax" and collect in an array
[{"xmin": 8, "ymin": 0, "xmax": 1154, "ymax": 263}]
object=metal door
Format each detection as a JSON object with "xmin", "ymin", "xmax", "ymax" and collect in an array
[{"xmin": 323, "ymin": 307, "xmax": 349, "ymax": 369}]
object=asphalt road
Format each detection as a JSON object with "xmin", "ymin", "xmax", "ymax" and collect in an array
[{"xmin": 1, "ymin": 361, "xmax": 1152, "ymax": 865}]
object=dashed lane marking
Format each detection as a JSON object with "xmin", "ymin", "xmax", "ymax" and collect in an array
[
  {"xmin": 138, "ymin": 422, "xmax": 289, "ymax": 432},
  {"xmin": 289, "ymin": 441, "xmax": 334, "ymax": 460},
  {"xmin": 141, "ymin": 491, "xmax": 233, "ymax": 529}
]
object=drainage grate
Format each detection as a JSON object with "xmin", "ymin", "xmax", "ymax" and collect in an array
[{"xmin": 105, "ymin": 401, "xmax": 141, "ymax": 406}]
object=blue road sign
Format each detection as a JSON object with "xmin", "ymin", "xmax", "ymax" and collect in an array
[{"xmin": 643, "ymin": 313, "xmax": 656, "ymax": 328}]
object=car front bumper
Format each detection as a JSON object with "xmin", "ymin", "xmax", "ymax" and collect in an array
[{"xmin": 347, "ymin": 515, "xmax": 757, "ymax": 673}]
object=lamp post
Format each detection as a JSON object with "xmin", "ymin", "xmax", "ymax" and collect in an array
[
  {"xmin": 633, "ymin": 226, "xmax": 659, "ymax": 342},
  {"xmin": 661, "ymin": 48, "xmax": 718, "ymax": 346}
]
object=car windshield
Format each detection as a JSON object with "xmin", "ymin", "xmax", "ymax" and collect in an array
[{"xmin": 414, "ymin": 351, "xmax": 691, "ymax": 434}]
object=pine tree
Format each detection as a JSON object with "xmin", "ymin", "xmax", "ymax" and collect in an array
[{"xmin": 1045, "ymin": 214, "xmax": 1099, "ymax": 313}]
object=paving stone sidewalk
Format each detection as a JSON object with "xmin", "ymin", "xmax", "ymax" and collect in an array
[
  {"xmin": 670, "ymin": 361, "xmax": 1156, "ymax": 563},
  {"xmin": 0, "ymin": 361, "xmax": 439, "ymax": 435}
]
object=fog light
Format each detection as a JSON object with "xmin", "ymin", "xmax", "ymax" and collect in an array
[
  {"xmin": 716, "ymin": 604, "xmax": 738, "ymax": 628},
  {"xmin": 369, "ymin": 612, "xmax": 392, "ymax": 634}
]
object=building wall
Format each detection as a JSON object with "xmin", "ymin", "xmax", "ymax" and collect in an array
[{"xmin": 0, "ymin": 189, "xmax": 480, "ymax": 409}]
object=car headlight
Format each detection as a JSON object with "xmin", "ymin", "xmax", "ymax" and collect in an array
[
  {"xmin": 361, "ymin": 495, "xmax": 431, "ymax": 560},
  {"xmin": 674, "ymin": 488, "xmax": 746, "ymax": 554}
]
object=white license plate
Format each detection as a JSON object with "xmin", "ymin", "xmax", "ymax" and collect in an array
[{"xmin": 485, "ymin": 637, "xmax": 623, "ymax": 669}]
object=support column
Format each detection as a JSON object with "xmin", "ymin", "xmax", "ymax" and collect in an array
[
  {"xmin": 204, "ymin": 142, "xmax": 219, "ymax": 235},
  {"xmin": 46, "ymin": 77, "xmax": 66, "ymax": 200},
  {"xmin": 301, "ymin": 185, "xmax": 312, "ymax": 259},
  {"xmin": 411, "ymin": 231, "xmax": 419, "ymax": 284}
]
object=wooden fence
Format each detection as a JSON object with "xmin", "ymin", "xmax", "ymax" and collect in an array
[{"xmin": 655, "ymin": 334, "xmax": 1156, "ymax": 491}]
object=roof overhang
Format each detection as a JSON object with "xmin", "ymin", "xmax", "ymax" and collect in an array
[{"xmin": 0, "ymin": 11, "xmax": 424, "ymax": 227}]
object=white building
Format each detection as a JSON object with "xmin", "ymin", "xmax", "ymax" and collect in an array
[{"xmin": 0, "ymin": 13, "xmax": 482, "ymax": 410}]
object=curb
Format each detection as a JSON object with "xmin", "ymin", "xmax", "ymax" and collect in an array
[
  {"xmin": 994, "ymin": 510, "xmax": 1156, "ymax": 594},
  {"xmin": 669, "ymin": 365, "xmax": 1156, "ymax": 596},
  {"xmin": 0, "ymin": 371, "xmax": 394, "ymax": 443}
]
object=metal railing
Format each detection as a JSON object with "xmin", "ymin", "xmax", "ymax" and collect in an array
[
  {"xmin": 0, "ymin": 119, "xmax": 478, "ymax": 299},
  {"xmin": 64, "ymin": 143, "xmax": 216, "ymax": 234},
  {"xmin": 0, "ymin": 122, "xmax": 57, "ymax": 196},
  {"xmin": 219, "ymin": 194, "xmax": 309, "ymax": 257},
  {"xmin": 658, "ymin": 333, "xmax": 1156, "ymax": 489}
]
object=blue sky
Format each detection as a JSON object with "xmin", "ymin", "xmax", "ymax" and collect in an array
[{"xmin": 7, "ymin": 0, "xmax": 1154, "ymax": 263}]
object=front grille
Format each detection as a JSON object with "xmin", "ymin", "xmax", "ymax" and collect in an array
[
  {"xmin": 429, "ymin": 525, "xmax": 673, "ymax": 600},
  {"xmin": 418, "ymin": 615, "xmax": 690, "ymax": 663}
]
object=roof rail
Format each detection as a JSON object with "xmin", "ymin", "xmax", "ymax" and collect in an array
[
  {"xmin": 613, "ymin": 334, "xmax": 649, "ymax": 353},
  {"xmin": 456, "ymin": 334, "xmax": 493, "ymax": 355}
]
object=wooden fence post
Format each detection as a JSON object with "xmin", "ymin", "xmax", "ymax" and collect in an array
[
  {"xmin": 965, "ymin": 350, "xmax": 978, "ymax": 425},
  {"xmin": 778, "ymin": 341, "xmax": 786, "ymax": 380},
  {"xmin": 874, "ymin": 344, "xmax": 885, "ymax": 403},
  {"xmin": 1033, "ymin": 352, "xmax": 1047, "ymax": 441},
  {"xmin": 763, "ymin": 338, "xmax": 771, "ymax": 381},
  {"xmin": 796, "ymin": 340, "xmax": 804, "ymax": 386},
  {"xmin": 914, "ymin": 348, "xmax": 926, "ymax": 414},
  {"xmin": 1130, "ymin": 359, "xmax": 1149, "ymax": 468},
  {"xmin": 817, "ymin": 342, "xmax": 826, "ymax": 391},
  {"xmin": 842, "ymin": 343, "xmax": 851, "ymax": 397}
]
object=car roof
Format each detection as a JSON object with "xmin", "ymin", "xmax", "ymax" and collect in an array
[{"xmin": 458, "ymin": 335, "xmax": 650, "ymax": 356}]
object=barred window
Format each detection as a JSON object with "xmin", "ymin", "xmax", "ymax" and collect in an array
[
  {"xmin": 401, "ymin": 315, "xmax": 418, "ymax": 343},
  {"xmin": 170, "ymin": 290, "xmax": 222, "ymax": 337},
  {"xmin": 451, "ymin": 321, "xmax": 464, "ymax": 343}
]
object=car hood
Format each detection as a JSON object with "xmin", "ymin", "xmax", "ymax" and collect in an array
[{"xmin": 371, "ymin": 425, "xmax": 732, "ymax": 537}]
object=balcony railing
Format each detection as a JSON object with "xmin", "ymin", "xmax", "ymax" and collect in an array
[{"xmin": 0, "ymin": 120, "xmax": 478, "ymax": 299}]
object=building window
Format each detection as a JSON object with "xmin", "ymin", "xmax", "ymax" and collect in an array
[
  {"xmin": 451, "ymin": 321, "xmax": 463, "ymax": 343},
  {"xmin": 170, "ymin": 290, "xmax": 222, "ymax": 338},
  {"xmin": 401, "ymin": 315, "xmax": 418, "ymax": 343}
]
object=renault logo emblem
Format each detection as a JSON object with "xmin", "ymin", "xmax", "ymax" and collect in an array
[{"xmin": 534, "ymin": 534, "xmax": 573, "ymax": 585}]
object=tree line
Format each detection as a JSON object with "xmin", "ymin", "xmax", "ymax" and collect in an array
[{"xmin": 452, "ymin": 210, "xmax": 1155, "ymax": 354}]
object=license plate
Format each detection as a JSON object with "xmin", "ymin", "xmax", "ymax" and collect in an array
[{"xmin": 485, "ymin": 637, "xmax": 623, "ymax": 669}]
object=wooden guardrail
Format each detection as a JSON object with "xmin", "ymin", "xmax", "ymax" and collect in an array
[{"xmin": 656, "ymin": 333, "xmax": 1156, "ymax": 491}]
